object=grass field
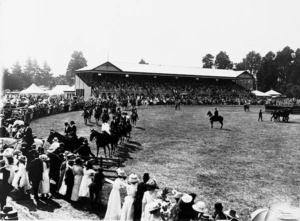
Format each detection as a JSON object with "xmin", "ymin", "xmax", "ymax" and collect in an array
[{"xmin": 30, "ymin": 105, "xmax": 300, "ymax": 221}]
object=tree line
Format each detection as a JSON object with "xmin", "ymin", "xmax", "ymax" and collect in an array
[
  {"xmin": 202, "ymin": 46, "xmax": 300, "ymax": 98},
  {"xmin": 2, "ymin": 51, "xmax": 87, "ymax": 91},
  {"xmin": 2, "ymin": 47, "xmax": 300, "ymax": 98}
]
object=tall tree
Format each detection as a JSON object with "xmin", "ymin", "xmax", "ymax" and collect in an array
[
  {"xmin": 202, "ymin": 54, "xmax": 214, "ymax": 68},
  {"xmin": 215, "ymin": 51, "xmax": 233, "ymax": 69},
  {"xmin": 35, "ymin": 61, "xmax": 53, "ymax": 86},
  {"xmin": 66, "ymin": 51, "xmax": 87, "ymax": 85},
  {"xmin": 139, "ymin": 59, "xmax": 148, "ymax": 64},
  {"xmin": 11, "ymin": 61, "xmax": 30, "ymax": 89}
]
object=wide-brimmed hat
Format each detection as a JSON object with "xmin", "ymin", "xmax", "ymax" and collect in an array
[
  {"xmin": 181, "ymin": 194, "xmax": 193, "ymax": 203},
  {"xmin": 224, "ymin": 210, "xmax": 239, "ymax": 218},
  {"xmin": 18, "ymin": 155, "xmax": 27, "ymax": 163},
  {"xmin": 2, "ymin": 206, "xmax": 12, "ymax": 214},
  {"xmin": 146, "ymin": 179, "xmax": 158, "ymax": 188},
  {"xmin": 47, "ymin": 146, "xmax": 57, "ymax": 153},
  {"xmin": 39, "ymin": 154, "xmax": 50, "ymax": 161},
  {"xmin": 13, "ymin": 150, "xmax": 22, "ymax": 156},
  {"xmin": 192, "ymin": 201, "xmax": 207, "ymax": 213},
  {"xmin": 128, "ymin": 173, "xmax": 139, "ymax": 184},
  {"xmin": 148, "ymin": 201, "xmax": 161, "ymax": 213},
  {"xmin": 67, "ymin": 153, "xmax": 76, "ymax": 160},
  {"xmin": 116, "ymin": 168, "xmax": 126, "ymax": 177},
  {"xmin": 70, "ymin": 121, "xmax": 75, "ymax": 125},
  {"xmin": 52, "ymin": 137, "xmax": 59, "ymax": 142},
  {"xmin": 0, "ymin": 148, "xmax": 14, "ymax": 157}
]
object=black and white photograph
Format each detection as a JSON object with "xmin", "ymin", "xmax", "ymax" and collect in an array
[{"xmin": 1, "ymin": 0, "xmax": 300, "ymax": 220}]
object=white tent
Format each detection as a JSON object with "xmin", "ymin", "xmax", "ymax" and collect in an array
[
  {"xmin": 48, "ymin": 85, "xmax": 75, "ymax": 96},
  {"xmin": 265, "ymin": 89, "xmax": 281, "ymax": 96},
  {"xmin": 20, "ymin": 83, "xmax": 46, "ymax": 94},
  {"xmin": 251, "ymin": 90, "xmax": 270, "ymax": 97}
]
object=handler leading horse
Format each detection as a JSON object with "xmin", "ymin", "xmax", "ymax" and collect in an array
[{"xmin": 207, "ymin": 111, "xmax": 223, "ymax": 129}]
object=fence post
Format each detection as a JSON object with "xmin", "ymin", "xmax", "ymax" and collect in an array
[
  {"xmin": 100, "ymin": 157, "xmax": 103, "ymax": 168},
  {"xmin": 118, "ymin": 158, "xmax": 121, "ymax": 167}
]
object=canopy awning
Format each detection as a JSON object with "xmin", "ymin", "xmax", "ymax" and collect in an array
[
  {"xmin": 251, "ymin": 90, "xmax": 270, "ymax": 97},
  {"xmin": 265, "ymin": 89, "xmax": 281, "ymax": 96},
  {"xmin": 20, "ymin": 83, "xmax": 47, "ymax": 94}
]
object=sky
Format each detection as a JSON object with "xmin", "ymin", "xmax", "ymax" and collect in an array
[{"xmin": 1, "ymin": 0, "xmax": 300, "ymax": 77}]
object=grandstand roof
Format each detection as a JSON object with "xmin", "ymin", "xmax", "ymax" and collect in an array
[{"xmin": 75, "ymin": 61, "xmax": 253, "ymax": 79}]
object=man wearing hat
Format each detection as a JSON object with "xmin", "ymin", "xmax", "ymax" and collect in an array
[
  {"xmin": 21, "ymin": 122, "xmax": 34, "ymax": 149},
  {"xmin": 134, "ymin": 173, "xmax": 150, "ymax": 221},
  {"xmin": 74, "ymin": 139, "xmax": 95, "ymax": 157},
  {"xmin": 64, "ymin": 122, "xmax": 71, "ymax": 137},
  {"xmin": 224, "ymin": 209, "xmax": 239, "ymax": 221},
  {"xmin": 28, "ymin": 150, "xmax": 43, "ymax": 200},
  {"xmin": 212, "ymin": 203, "xmax": 229, "ymax": 220},
  {"xmin": 0, "ymin": 160, "xmax": 10, "ymax": 210},
  {"xmin": 69, "ymin": 121, "xmax": 77, "ymax": 139}
]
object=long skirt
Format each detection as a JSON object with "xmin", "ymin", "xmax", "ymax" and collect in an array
[
  {"xmin": 120, "ymin": 196, "xmax": 134, "ymax": 221},
  {"xmin": 71, "ymin": 175, "xmax": 83, "ymax": 201},
  {"xmin": 104, "ymin": 188, "xmax": 122, "ymax": 221}
]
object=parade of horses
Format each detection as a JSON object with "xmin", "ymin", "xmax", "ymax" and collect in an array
[{"xmin": 2, "ymin": 1, "xmax": 300, "ymax": 221}]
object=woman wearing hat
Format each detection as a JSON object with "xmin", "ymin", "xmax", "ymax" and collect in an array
[
  {"xmin": 71, "ymin": 158, "xmax": 84, "ymax": 202},
  {"xmin": 142, "ymin": 179, "xmax": 159, "ymax": 221},
  {"xmin": 104, "ymin": 168, "xmax": 127, "ymax": 221},
  {"xmin": 120, "ymin": 173, "xmax": 139, "ymax": 221},
  {"xmin": 78, "ymin": 160, "xmax": 96, "ymax": 200},
  {"xmin": 38, "ymin": 154, "xmax": 50, "ymax": 199},
  {"xmin": 12, "ymin": 155, "xmax": 31, "ymax": 199},
  {"xmin": 177, "ymin": 194, "xmax": 195, "ymax": 221}
]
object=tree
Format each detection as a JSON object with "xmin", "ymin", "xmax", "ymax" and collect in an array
[
  {"xmin": 11, "ymin": 61, "xmax": 30, "ymax": 90},
  {"xmin": 35, "ymin": 61, "xmax": 53, "ymax": 86},
  {"xmin": 66, "ymin": 51, "xmax": 87, "ymax": 85},
  {"xmin": 49, "ymin": 75, "xmax": 68, "ymax": 89},
  {"xmin": 139, "ymin": 59, "xmax": 148, "ymax": 64},
  {"xmin": 202, "ymin": 54, "xmax": 214, "ymax": 68},
  {"xmin": 215, "ymin": 51, "xmax": 233, "ymax": 69}
]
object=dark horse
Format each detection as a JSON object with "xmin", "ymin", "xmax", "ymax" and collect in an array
[
  {"xmin": 207, "ymin": 111, "xmax": 223, "ymax": 129},
  {"xmin": 47, "ymin": 130, "xmax": 84, "ymax": 152},
  {"xmin": 244, "ymin": 104, "xmax": 250, "ymax": 112},
  {"xmin": 271, "ymin": 109, "xmax": 292, "ymax": 122},
  {"xmin": 90, "ymin": 129, "xmax": 119, "ymax": 157}
]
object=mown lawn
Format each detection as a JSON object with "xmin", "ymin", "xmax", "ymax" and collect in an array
[{"xmin": 30, "ymin": 105, "xmax": 300, "ymax": 221}]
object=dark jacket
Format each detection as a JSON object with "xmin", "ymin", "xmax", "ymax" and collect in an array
[
  {"xmin": 64, "ymin": 166, "xmax": 74, "ymax": 187},
  {"xmin": 23, "ymin": 127, "xmax": 34, "ymax": 144},
  {"xmin": 75, "ymin": 144, "xmax": 95, "ymax": 157},
  {"xmin": 29, "ymin": 158, "xmax": 44, "ymax": 182}
]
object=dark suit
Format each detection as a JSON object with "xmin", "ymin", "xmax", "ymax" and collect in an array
[
  {"xmin": 23, "ymin": 127, "xmax": 34, "ymax": 147},
  {"xmin": 29, "ymin": 158, "xmax": 43, "ymax": 199},
  {"xmin": 0, "ymin": 167, "xmax": 11, "ymax": 209},
  {"xmin": 214, "ymin": 110, "xmax": 219, "ymax": 117},
  {"xmin": 134, "ymin": 182, "xmax": 148, "ymax": 220},
  {"xmin": 64, "ymin": 125, "xmax": 71, "ymax": 136},
  {"xmin": 70, "ymin": 125, "xmax": 77, "ymax": 138},
  {"xmin": 64, "ymin": 166, "xmax": 74, "ymax": 200}
]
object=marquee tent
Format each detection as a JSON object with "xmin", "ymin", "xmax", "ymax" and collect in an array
[
  {"xmin": 251, "ymin": 90, "xmax": 270, "ymax": 97},
  {"xmin": 265, "ymin": 89, "xmax": 281, "ymax": 96},
  {"xmin": 48, "ymin": 85, "xmax": 75, "ymax": 96},
  {"xmin": 20, "ymin": 83, "xmax": 46, "ymax": 94}
]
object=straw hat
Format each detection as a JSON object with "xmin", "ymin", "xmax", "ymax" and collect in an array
[
  {"xmin": 146, "ymin": 179, "xmax": 158, "ymax": 188},
  {"xmin": 52, "ymin": 137, "xmax": 59, "ymax": 142},
  {"xmin": 116, "ymin": 168, "xmax": 126, "ymax": 177},
  {"xmin": 181, "ymin": 194, "xmax": 193, "ymax": 203},
  {"xmin": 18, "ymin": 155, "xmax": 27, "ymax": 163},
  {"xmin": 224, "ymin": 210, "xmax": 239, "ymax": 219},
  {"xmin": 39, "ymin": 154, "xmax": 50, "ymax": 161},
  {"xmin": 128, "ymin": 173, "xmax": 139, "ymax": 184},
  {"xmin": 148, "ymin": 201, "xmax": 161, "ymax": 213},
  {"xmin": 0, "ymin": 148, "xmax": 14, "ymax": 157},
  {"xmin": 192, "ymin": 201, "xmax": 207, "ymax": 213}
]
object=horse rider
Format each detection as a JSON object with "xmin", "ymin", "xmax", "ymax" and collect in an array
[
  {"xmin": 214, "ymin": 108, "xmax": 219, "ymax": 117},
  {"xmin": 69, "ymin": 121, "xmax": 77, "ymax": 140},
  {"xmin": 21, "ymin": 122, "xmax": 34, "ymax": 149},
  {"xmin": 101, "ymin": 119, "xmax": 111, "ymax": 140}
]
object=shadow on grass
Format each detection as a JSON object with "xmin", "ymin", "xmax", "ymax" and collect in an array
[
  {"xmin": 135, "ymin": 126, "xmax": 146, "ymax": 130},
  {"xmin": 114, "ymin": 140, "xmax": 143, "ymax": 161},
  {"xmin": 222, "ymin": 128, "xmax": 232, "ymax": 131},
  {"xmin": 36, "ymin": 198, "xmax": 62, "ymax": 212},
  {"xmin": 287, "ymin": 121, "xmax": 300, "ymax": 124}
]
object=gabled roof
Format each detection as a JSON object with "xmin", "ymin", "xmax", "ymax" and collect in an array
[
  {"xmin": 20, "ymin": 83, "xmax": 46, "ymax": 94},
  {"xmin": 75, "ymin": 61, "xmax": 253, "ymax": 79}
]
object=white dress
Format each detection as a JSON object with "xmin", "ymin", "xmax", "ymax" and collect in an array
[
  {"xmin": 142, "ymin": 190, "xmax": 159, "ymax": 221},
  {"xmin": 104, "ymin": 178, "xmax": 126, "ymax": 221},
  {"xmin": 39, "ymin": 162, "xmax": 50, "ymax": 194},
  {"xmin": 120, "ymin": 183, "xmax": 138, "ymax": 221},
  {"xmin": 12, "ymin": 163, "xmax": 31, "ymax": 190},
  {"xmin": 78, "ymin": 168, "xmax": 95, "ymax": 198},
  {"xmin": 71, "ymin": 165, "xmax": 83, "ymax": 201}
]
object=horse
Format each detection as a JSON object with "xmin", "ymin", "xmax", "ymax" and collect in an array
[
  {"xmin": 47, "ymin": 130, "xmax": 84, "ymax": 152},
  {"xmin": 131, "ymin": 112, "xmax": 139, "ymax": 126},
  {"xmin": 275, "ymin": 109, "xmax": 292, "ymax": 122},
  {"xmin": 207, "ymin": 111, "xmax": 223, "ymax": 129},
  {"xmin": 244, "ymin": 104, "xmax": 250, "ymax": 112},
  {"xmin": 90, "ymin": 129, "xmax": 115, "ymax": 157}
]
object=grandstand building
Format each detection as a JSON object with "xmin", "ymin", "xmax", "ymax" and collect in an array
[{"xmin": 74, "ymin": 61, "xmax": 254, "ymax": 101}]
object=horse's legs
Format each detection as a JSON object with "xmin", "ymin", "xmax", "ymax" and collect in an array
[
  {"xmin": 103, "ymin": 146, "xmax": 107, "ymax": 158},
  {"xmin": 220, "ymin": 120, "xmax": 223, "ymax": 129},
  {"xmin": 210, "ymin": 121, "xmax": 213, "ymax": 128},
  {"xmin": 96, "ymin": 147, "xmax": 99, "ymax": 157}
]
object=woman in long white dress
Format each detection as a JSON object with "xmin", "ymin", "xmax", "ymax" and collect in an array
[
  {"xmin": 71, "ymin": 158, "xmax": 84, "ymax": 202},
  {"xmin": 104, "ymin": 169, "xmax": 127, "ymax": 221},
  {"xmin": 120, "ymin": 173, "xmax": 139, "ymax": 221},
  {"xmin": 38, "ymin": 154, "xmax": 50, "ymax": 198},
  {"xmin": 142, "ymin": 179, "xmax": 159, "ymax": 221},
  {"xmin": 12, "ymin": 155, "xmax": 31, "ymax": 197},
  {"xmin": 78, "ymin": 160, "xmax": 95, "ymax": 198}
]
